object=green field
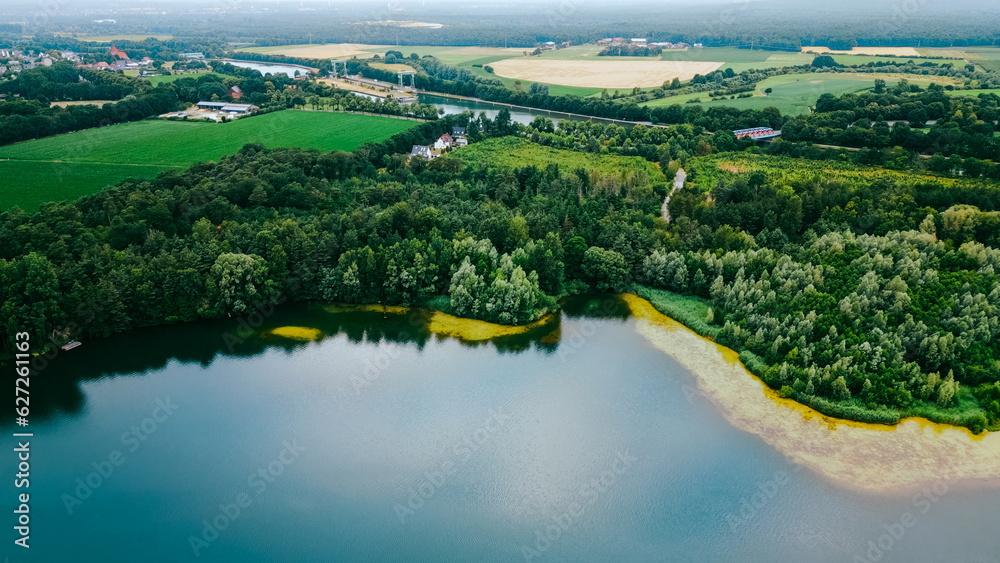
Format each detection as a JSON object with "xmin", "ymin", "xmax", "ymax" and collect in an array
[
  {"xmin": 642, "ymin": 73, "xmax": 956, "ymax": 115},
  {"xmin": 144, "ymin": 72, "xmax": 222, "ymax": 85},
  {"xmin": 0, "ymin": 111, "xmax": 417, "ymax": 212},
  {"xmin": 0, "ymin": 160, "xmax": 177, "ymax": 213},
  {"xmin": 947, "ymin": 88, "xmax": 1000, "ymax": 97},
  {"xmin": 831, "ymin": 54, "xmax": 936, "ymax": 66},
  {"xmin": 658, "ymin": 47, "xmax": 814, "ymax": 73},
  {"xmin": 452, "ymin": 136, "xmax": 666, "ymax": 182}
]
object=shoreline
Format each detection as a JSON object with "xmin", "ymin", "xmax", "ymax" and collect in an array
[{"xmin": 621, "ymin": 293, "xmax": 1000, "ymax": 492}]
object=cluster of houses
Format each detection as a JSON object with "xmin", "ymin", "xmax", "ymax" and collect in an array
[
  {"xmin": 84, "ymin": 46, "xmax": 158, "ymax": 73},
  {"xmin": 733, "ymin": 127, "xmax": 781, "ymax": 141},
  {"xmin": 0, "ymin": 49, "xmax": 67, "ymax": 76},
  {"xmin": 597, "ymin": 38, "xmax": 702, "ymax": 49},
  {"xmin": 410, "ymin": 127, "xmax": 468, "ymax": 160}
]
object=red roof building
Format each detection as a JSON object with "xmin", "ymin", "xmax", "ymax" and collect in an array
[
  {"xmin": 229, "ymin": 85, "xmax": 243, "ymax": 100},
  {"xmin": 110, "ymin": 45, "xmax": 128, "ymax": 60}
]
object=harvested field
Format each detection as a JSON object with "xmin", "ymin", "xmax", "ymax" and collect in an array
[
  {"xmin": 488, "ymin": 58, "xmax": 723, "ymax": 89},
  {"xmin": 802, "ymin": 46, "xmax": 922, "ymax": 57},
  {"xmin": 368, "ymin": 63, "xmax": 416, "ymax": 72}
]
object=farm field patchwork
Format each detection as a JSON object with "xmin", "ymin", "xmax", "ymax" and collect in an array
[{"xmin": 0, "ymin": 111, "xmax": 417, "ymax": 212}]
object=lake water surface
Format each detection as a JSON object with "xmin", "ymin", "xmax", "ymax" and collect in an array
[{"xmin": 5, "ymin": 297, "xmax": 999, "ymax": 562}]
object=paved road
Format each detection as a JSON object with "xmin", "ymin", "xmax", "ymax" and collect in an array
[{"xmin": 662, "ymin": 168, "xmax": 686, "ymax": 223}]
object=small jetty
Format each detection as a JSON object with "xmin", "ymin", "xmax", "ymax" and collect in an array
[{"xmin": 61, "ymin": 341, "xmax": 82, "ymax": 351}]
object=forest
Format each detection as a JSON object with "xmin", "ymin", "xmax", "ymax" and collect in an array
[{"xmin": 1, "ymin": 104, "xmax": 999, "ymax": 432}]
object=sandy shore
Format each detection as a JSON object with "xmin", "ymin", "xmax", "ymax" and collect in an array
[{"xmin": 622, "ymin": 293, "xmax": 1000, "ymax": 493}]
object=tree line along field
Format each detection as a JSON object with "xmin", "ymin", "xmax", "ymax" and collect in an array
[
  {"xmin": 641, "ymin": 73, "xmax": 961, "ymax": 115},
  {"xmin": 0, "ymin": 111, "xmax": 418, "ymax": 212}
]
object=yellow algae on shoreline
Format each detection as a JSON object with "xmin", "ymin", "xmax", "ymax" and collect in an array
[
  {"xmin": 621, "ymin": 293, "xmax": 1000, "ymax": 492},
  {"xmin": 323, "ymin": 303, "xmax": 410, "ymax": 315},
  {"xmin": 264, "ymin": 326, "xmax": 323, "ymax": 341},
  {"xmin": 426, "ymin": 311, "xmax": 557, "ymax": 342},
  {"xmin": 322, "ymin": 302, "xmax": 557, "ymax": 342}
]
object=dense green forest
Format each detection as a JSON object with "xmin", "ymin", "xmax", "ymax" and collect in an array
[{"xmin": 2, "ymin": 104, "xmax": 999, "ymax": 432}]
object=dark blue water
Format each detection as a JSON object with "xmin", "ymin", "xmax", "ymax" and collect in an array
[{"xmin": 4, "ymin": 300, "xmax": 999, "ymax": 562}]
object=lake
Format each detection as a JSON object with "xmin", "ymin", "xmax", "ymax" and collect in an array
[
  {"xmin": 221, "ymin": 60, "xmax": 316, "ymax": 78},
  {"xmin": 5, "ymin": 296, "xmax": 999, "ymax": 562}
]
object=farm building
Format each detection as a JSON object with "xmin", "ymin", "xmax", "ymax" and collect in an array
[
  {"xmin": 196, "ymin": 101, "xmax": 258, "ymax": 114},
  {"xmin": 229, "ymin": 85, "xmax": 243, "ymax": 100},
  {"xmin": 181, "ymin": 52, "xmax": 205, "ymax": 59},
  {"xmin": 410, "ymin": 145, "xmax": 434, "ymax": 159}
]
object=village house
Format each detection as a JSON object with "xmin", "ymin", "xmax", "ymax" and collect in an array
[
  {"xmin": 454, "ymin": 137, "xmax": 468, "ymax": 147},
  {"xmin": 452, "ymin": 126, "xmax": 467, "ymax": 137},
  {"xmin": 434, "ymin": 133, "xmax": 454, "ymax": 150},
  {"xmin": 410, "ymin": 145, "xmax": 434, "ymax": 159},
  {"xmin": 229, "ymin": 85, "xmax": 243, "ymax": 100}
]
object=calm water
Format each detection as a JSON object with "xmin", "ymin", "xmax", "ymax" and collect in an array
[
  {"xmin": 418, "ymin": 94, "xmax": 638, "ymax": 127},
  {"xmin": 4, "ymin": 298, "xmax": 999, "ymax": 562},
  {"xmin": 222, "ymin": 60, "xmax": 314, "ymax": 78}
]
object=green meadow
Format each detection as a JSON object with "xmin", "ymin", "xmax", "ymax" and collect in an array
[
  {"xmin": 0, "ymin": 111, "xmax": 417, "ymax": 212},
  {"xmin": 658, "ymin": 47, "xmax": 815, "ymax": 72},
  {"xmin": 451, "ymin": 136, "xmax": 667, "ymax": 183},
  {"xmin": 642, "ymin": 73, "xmax": 956, "ymax": 115},
  {"xmin": 144, "ymin": 72, "xmax": 223, "ymax": 85}
]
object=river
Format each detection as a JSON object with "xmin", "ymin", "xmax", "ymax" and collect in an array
[
  {"xmin": 4, "ymin": 296, "xmax": 999, "ymax": 562},
  {"xmin": 418, "ymin": 93, "xmax": 648, "ymax": 127}
]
